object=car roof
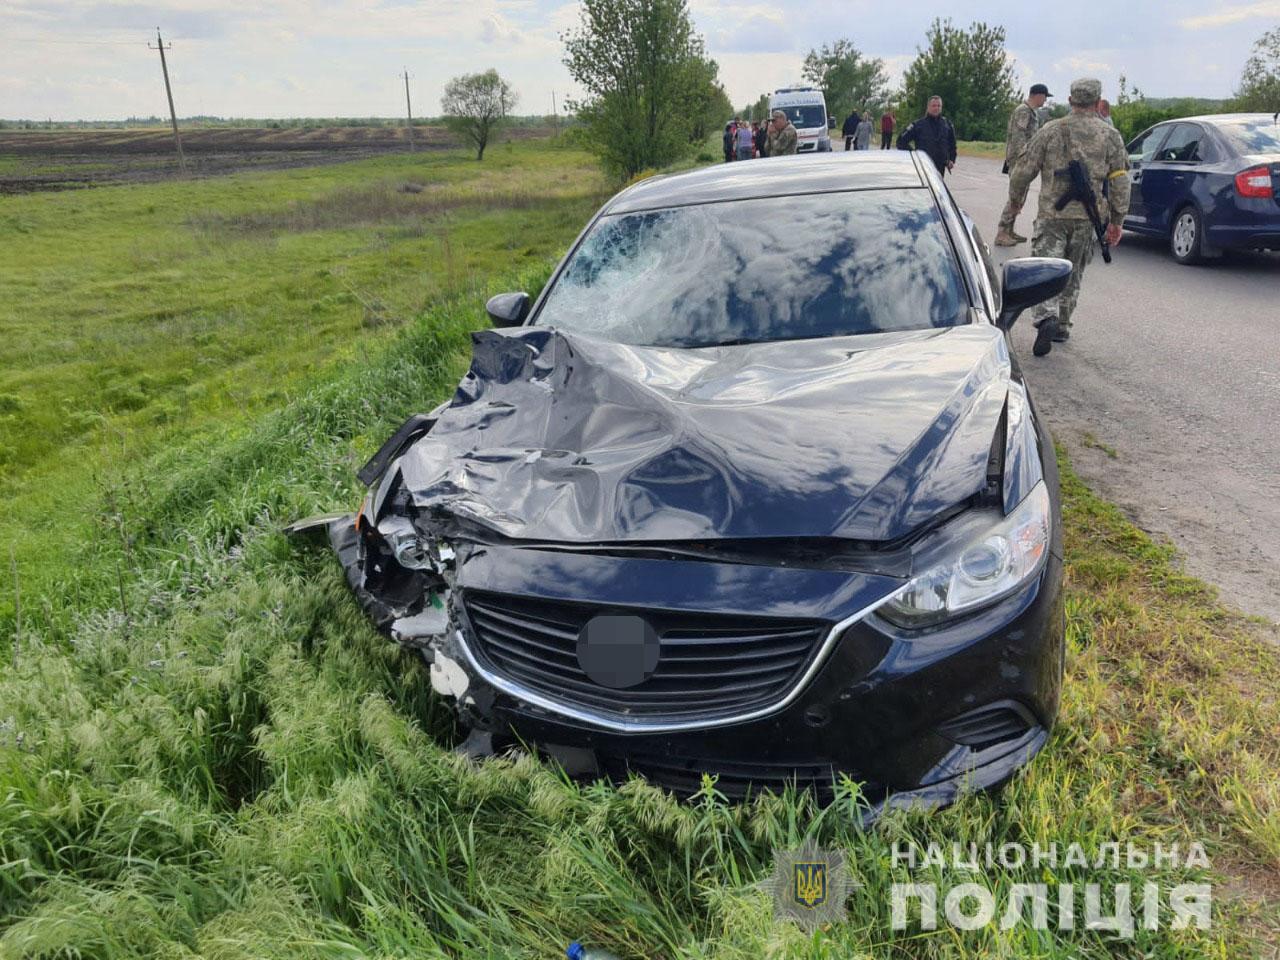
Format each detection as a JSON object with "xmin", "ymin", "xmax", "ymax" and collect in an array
[
  {"xmin": 1151, "ymin": 112, "xmax": 1278, "ymax": 126},
  {"xmin": 604, "ymin": 152, "xmax": 927, "ymax": 215}
]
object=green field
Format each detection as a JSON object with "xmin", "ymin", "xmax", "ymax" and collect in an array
[
  {"xmin": 1, "ymin": 141, "xmax": 1278, "ymax": 958},
  {"xmin": 0, "ymin": 138, "xmax": 607, "ymax": 619},
  {"xmin": 956, "ymin": 140, "xmax": 1006, "ymax": 159}
]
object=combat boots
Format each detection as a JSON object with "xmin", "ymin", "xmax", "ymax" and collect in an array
[{"xmin": 1032, "ymin": 316, "xmax": 1058, "ymax": 357}]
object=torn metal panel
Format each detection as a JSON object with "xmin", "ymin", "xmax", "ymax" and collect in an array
[{"xmin": 395, "ymin": 325, "xmax": 1015, "ymax": 546}]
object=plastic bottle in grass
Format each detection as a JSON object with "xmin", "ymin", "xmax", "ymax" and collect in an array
[{"xmin": 566, "ymin": 942, "xmax": 620, "ymax": 960}]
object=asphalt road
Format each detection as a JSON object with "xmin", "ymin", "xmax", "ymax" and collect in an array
[{"xmin": 940, "ymin": 154, "xmax": 1280, "ymax": 625}]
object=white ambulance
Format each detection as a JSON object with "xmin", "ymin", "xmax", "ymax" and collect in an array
[{"xmin": 768, "ymin": 86, "xmax": 832, "ymax": 153}]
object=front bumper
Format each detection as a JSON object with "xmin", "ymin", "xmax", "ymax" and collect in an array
[{"xmin": 450, "ymin": 543, "xmax": 1065, "ymax": 804}]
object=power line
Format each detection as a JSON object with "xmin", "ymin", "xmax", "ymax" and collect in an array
[
  {"xmin": 147, "ymin": 28, "xmax": 187, "ymax": 173},
  {"xmin": 399, "ymin": 69, "xmax": 414, "ymax": 152},
  {"xmin": 4, "ymin": 36, "xmax": 149, "ymax": 45}
]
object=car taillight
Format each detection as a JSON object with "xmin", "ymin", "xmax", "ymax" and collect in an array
[{"xmin": 1234, "ymin": 165, "xmax": 1273, "ymax": 198}]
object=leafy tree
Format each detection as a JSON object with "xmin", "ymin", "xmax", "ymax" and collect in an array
[
  {"xmin": 561, "ymin": 0, "xmax": 722, "ymax": 179},
  {"xmin": 900, "ymin": 19, "xmax": 1017, "ymax": 141},
  {"xmin": 747, "ymin": 93, "xmax": 771, "ymax": 123},
  {"xmin": 1110, "ymin": 75, "xmax": 1178, "ymax": 142},
  {"xmin": 440, "ymin": 69, "xmax": 517, "ymax": 160},
  {"xmin": 801, "ymin": 39, "xmax": 889, "ymax": 122},
  {"xmin": 1234, "ymin": 27, "xmax": 1280, "ymax": 112},
  {"xmin": 687, "ymin": 56, "xmax": 734, "ymax": 147},
  {"xmin": 736, "ymin": 95, "xmax": 771, "ymax": 123}
]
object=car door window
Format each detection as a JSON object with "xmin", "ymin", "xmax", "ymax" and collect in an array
[
  {"xmin": 1128, "ymin": 126, "xmax": 1167, "ymax": 165},
  {"xmin": 1154, "ymin": 123, "xmax": 1203, "ymax": 163}
]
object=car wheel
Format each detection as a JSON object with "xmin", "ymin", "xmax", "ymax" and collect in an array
[{"xmin": 1170, "ymin": 206, "xmax": 1204, "ymax": 265}]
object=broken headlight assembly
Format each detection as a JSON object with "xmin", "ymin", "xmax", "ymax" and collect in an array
[{"xmin": 879, "ymin": 481, "xmax": 1051, "ymax": 629}]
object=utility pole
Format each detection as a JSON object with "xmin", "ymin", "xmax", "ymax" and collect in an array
[
  {"xmin": 148, "ymin": 28, "xmax": 186, "ymax": 173},
  {"xmin": 551, "ymin": 90, "xmax": 558, "ymax": 134},
  {"xmin": 401, "ymin": 69, "xmax": 414, "ymax": 152}
]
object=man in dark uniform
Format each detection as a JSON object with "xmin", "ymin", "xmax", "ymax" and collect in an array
[
  {"xmin": 841, "ymin": 109, "xmax": 861, "ymax": 151},
  {"xmin": 896, "ymin": 95, "xmax": 957, "ymax": 176}
]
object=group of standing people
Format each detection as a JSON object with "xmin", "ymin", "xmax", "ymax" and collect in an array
[
  {"xmin": 722, "ymin": 111, "xmax": 799, "ymax": 162},
  {"xmin": 723, "ymin": 118, "xmax": 765, "ymax": 161},
  {"xmin": 842, "ymin": 107, "xmax": 896, "ymax": 151},
  {"xmin": 725, "ymin": 79, "xmax": 1129, "ymax": 363}
]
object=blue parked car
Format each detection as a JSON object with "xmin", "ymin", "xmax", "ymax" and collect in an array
[{"xmin": 1123, "ymin": 113, "xmax": 1280, "ymax": 264}]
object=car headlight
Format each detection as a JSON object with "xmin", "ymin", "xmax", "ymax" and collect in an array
[{"xmin": 879, "ymin": 481, "xmax": 1051, "ymax": 628}]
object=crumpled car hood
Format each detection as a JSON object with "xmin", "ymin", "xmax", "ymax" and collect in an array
[{"xmin": 390, "ymin": 324, "xmax": 1012, "ymax": 544}]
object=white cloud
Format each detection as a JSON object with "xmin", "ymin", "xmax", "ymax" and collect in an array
[
  {"xmin": 711, "ymin": 13, "xmax": 792, "ymax": 54},
  {"xmin": 715, "ymin": 51, "xmax": 806, "ymax": 104},
  {"xmin": 479, "ymin": 12, "xmax": 522, "ymax": 44},
  {"xmin": 1178, "ymin": 1, "xmax": 1280, "ymax": 29},
  {"xmin": 1053, "ymin": 55, "xmax": 1114, "ymax": 75},
  {"xmin": 0, "ymin": 0, "xmax": 1268, "ymax": 120}
]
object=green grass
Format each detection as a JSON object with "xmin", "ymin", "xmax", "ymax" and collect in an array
[
  {"xmin": 1, "ymin": 140, "xmax": 1277, "ymax": 958},
  {"xmin": 1081, "ymin": 432, "xmax": 1120, "ymax": 460},
  {"xmin": 0, "ymin": 138, "xmax": 607, "ymax": 619},
  {"xmin": 957, "ymin": 141, "xmax": 1005, "ymax": 159}
]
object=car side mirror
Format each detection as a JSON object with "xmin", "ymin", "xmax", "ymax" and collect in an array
[
  {"xmin": 997, "ymin": 258, "xmax": 1072, "ymax": 331},
  {"xmin": 485, "ymin": 291, "xmax": 530, "ymax": 328}
]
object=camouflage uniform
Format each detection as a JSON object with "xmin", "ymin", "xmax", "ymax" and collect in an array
[
  {"xmin": 1008, "ymin": 79, "xmax": 1130, "ymax": 335},
  {"xmin": 997, "ymin": 101, "xmax": 1041, "ymax": 235},
  {"xmin": 768, "ymin": 121, "xmax": 798, "ymax": 156}
]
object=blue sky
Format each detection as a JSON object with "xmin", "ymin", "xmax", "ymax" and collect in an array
[{"xmin": 2, "ymin": 0, "xmax": 1277, "ymax": 121}]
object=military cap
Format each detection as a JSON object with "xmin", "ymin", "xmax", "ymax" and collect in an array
[
  {"xmin": 1069, "ymin": 78, "xmax": 1102, "ymax": 106},
  {"xmin": 1029, "ymin": 83, "xmax": 1052, "ymax": 97}
]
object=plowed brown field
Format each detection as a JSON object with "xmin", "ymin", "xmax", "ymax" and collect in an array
[{"xmin": 0, "ymin": 124, "xmax": 546, "ymax": 192}]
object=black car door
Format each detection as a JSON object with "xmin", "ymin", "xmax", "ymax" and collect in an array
[
  {"xmin": 1139, "ymin": 123, "xmax": 1207, "ymax": 233},
  {"xmin": 1125, "ymin": 124, "xmax": 1172, "ymax": 232}
]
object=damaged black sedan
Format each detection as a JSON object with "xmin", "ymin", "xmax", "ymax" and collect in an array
[{"xmin": 295, "ymin": 151, "xmax": 1074, "ymax": 810}]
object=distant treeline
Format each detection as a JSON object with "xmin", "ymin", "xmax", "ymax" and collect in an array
[
  {"xmin": 1138, "ymin": 97, "xmax": 1232, "ymax": 110},
  {"xmin": 1109, "ymin": 93, "xmax": 1237, "ymax": 142},
  {"xmin": 0, "ymin": 115, "xmax": 572, "ymax": 131}
]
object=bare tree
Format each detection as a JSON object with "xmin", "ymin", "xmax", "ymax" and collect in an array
[{"xmin": 441, "ymin": 69, "xmax": 518, "ymax": 160}]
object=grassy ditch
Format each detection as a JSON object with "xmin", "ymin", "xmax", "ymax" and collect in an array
[
  {"xmin": 1, "ymin": 138, "xmax": 1277, "ymax": 958},
  {"xmin": 0, "ymin": 137, "xmax": 607, "ymax": 617},
  {"xmin": 956, "ymin": 141, "xmax": 1005, "ymax": 160},
  {"xmin": 1, "ymin": 277, "xmax": 1277, "ymax": 956}
]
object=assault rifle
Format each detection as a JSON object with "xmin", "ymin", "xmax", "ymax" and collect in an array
[{"xmin": 1054, "ymin": 159, "xmax": 1112, "ymax": 263}]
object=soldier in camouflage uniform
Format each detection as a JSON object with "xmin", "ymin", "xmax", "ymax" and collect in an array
[
  {"xmin": 1007, "ymin": 78, "xmax": 1130, "ymax": 357},
  {"xmin": 767, "ymin": 110, "xmax": 798, "ymax": 156},
  {"xmin": 995, "ymin": 83, "xmax": 1051, "ymax": 246}
]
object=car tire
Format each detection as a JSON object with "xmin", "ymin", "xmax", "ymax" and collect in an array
[{"xmin": 1169, "ymin": 205, "xmax": 1205, "ymax": 265}]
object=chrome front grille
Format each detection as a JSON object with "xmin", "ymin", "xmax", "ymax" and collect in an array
[{"xmin": 460, "ymin": 590, "xmax": 827, "ymax": 723}]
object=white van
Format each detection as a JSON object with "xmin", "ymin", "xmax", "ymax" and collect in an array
[{"xmin": 768, "ymin": 86, "xmax": 831, "ymax": 153}]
